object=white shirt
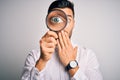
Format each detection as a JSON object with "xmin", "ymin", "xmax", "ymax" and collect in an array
[{"xmin": 21, "ymin": 46, "xmax": 103, "ymax": 80}]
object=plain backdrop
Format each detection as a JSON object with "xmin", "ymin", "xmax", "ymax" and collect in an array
[{"xmin": 0, "ymin": 0, "xmax": 120, "ymax": 80}]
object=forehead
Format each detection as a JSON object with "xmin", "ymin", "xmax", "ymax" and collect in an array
[{"xmin": 55, "ymin": 8, "xmax": 73, "ymax": 18}]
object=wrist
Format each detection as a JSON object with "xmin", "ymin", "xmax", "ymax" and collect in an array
[
  {"xmin": 69, "ymin": 66, "xmax": 79, "ymax": 77},
  {"xmin": 35, "ymin": 58, "xmax": 47, "ymax": 71},
  {"xmin": 65, "ymin": 60, "xmax": 79, "ymax": 77}
]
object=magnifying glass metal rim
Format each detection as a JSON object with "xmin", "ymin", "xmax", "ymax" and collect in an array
[{"xmin": 46, "ymin": 9, "xmax": 68, "ymax": 32}]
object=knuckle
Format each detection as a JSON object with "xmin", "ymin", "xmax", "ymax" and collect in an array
[
  {"xmin": 49, "ymin": 37, "xmax": 52, "ymax": 40},
  {"xmin": 49, "ymin": 37, "xmax": 55, "ymax": 42},
  {"xmin": 47, "ymin": 31, "xmax": 52, "ymax": 35}
]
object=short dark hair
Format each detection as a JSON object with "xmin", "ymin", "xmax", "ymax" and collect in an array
[{"xmin": 48, "ymin": 0, "xmax": 74, "ymax": 17}]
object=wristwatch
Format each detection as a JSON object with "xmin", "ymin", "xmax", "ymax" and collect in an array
[{"xmin": 65, "ymin": 60, "xmax": 78, "ymax": 71}]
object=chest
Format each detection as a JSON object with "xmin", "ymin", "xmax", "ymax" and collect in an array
[{"xmin": 44, "ymin": 52, "xmax": 70, "ymax": 80}]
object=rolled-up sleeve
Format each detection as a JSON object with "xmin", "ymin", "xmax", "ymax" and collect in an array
[
  {"xmin": 21, "ymin": 50, "xmax": 46, "ymax": 80},
  {"xmin": 71, "ymin": 68, "xmax": 88, "ymax": 80}
]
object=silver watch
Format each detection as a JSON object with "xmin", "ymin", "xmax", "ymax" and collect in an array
[{"xmin": 65, "ymin": 60, "xmax": 78, "ymax": 71}]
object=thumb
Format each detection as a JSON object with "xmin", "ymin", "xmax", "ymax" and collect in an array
[{"xmin": 74, "ymin": 46, "xmax": 78, "ymax": 56}]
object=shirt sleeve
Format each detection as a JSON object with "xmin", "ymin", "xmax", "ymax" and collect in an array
[
  {"xmin": 71, "ymin": 49, "xmax": 103, "ymax": 80},
  {"xmin": 21, "ymin": 50, "xmax": 46, "ymax": 80}
]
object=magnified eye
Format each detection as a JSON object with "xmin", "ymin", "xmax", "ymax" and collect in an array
[{"xmin": 51, "ymin": 17, "xmax": 63, "ymax": 23}]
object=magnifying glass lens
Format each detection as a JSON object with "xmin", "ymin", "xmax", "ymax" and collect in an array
[{"xmin": 46, "ymin": 9, "xmax": 67, "ymax": 32}]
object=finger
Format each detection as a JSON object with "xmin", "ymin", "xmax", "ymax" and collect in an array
[
  {"xmin": 65, "ymin": 32, "xmax": 71, "ymax": 45},
  {"xmin": 45, "ymin": 43, "xmax": 55, "ymax": 48},
  {"xmin": 46, "ymin": 31, "xmax": 58, "ymax": 39},
  {"xmin": 42, "ymin": 46, "xmax": 55, "ymax": 53},
  {"xmin": 44, "ymin": 37, "xmax": 57, "ymax": 45},
  {"xmin": 57, "ymin": 39, "xmax": 61, "ymax": 52},
  {"xmin": 58, "ymin": 31, "xmax": 65, "ymax": 49},
  {"xmin": 40, "ymin": 39, "xmax": 56, "ymax": 49},
  {"xmin": 61, "ymin": 31, "xmax": 68, "ymax": 47}
]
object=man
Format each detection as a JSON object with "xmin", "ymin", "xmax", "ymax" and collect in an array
[{"xmin": 21, "ymin": 0, "xmax": 103, "ymax": 80}]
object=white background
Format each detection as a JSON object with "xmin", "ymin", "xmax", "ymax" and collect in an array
[{"xmin": 0, "ymin": 0, "xmax": 120, "ymax": 80}]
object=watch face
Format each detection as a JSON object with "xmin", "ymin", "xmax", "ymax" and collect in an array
[{"xmin": 70, "ymin": 61, "xmax": 77, "ymax": 68}]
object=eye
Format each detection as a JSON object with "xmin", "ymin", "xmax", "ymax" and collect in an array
[{"xmin": 51, "ymin": 17, "xmax": 63, "ymax": 23}]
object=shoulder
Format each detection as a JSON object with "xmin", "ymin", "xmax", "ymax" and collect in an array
[
  {"xmin": 80, "ymin": 46, "xmax": 95, "ymax": 55},
  {"xmin": 77, "ymin": 45, "xmax": 97, "ymax": 61},
  {"xmin": 78, "ymin": 46, "xmax": 99, "ymax": 67},
  {"xmin": 72, "ymin": 42, "xmax": 95, "ymax": 57}
]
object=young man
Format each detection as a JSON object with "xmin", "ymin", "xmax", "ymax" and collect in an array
[{"xmin": 21, "ymin": 0, "xmax": 103, "ymax": 80}]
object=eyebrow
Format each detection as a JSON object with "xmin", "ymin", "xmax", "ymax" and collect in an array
[{"xmin": 67, "ymin": 15, "xmax": 73, "ymax": 18}]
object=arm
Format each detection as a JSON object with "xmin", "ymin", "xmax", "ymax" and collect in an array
[
  {"xmin": 21, "ymin": 50, "xmax": 46, "ymax": 80},
  {"xmin": 21, "ymin": 31, "xmax": 58, "ymax": 80}
]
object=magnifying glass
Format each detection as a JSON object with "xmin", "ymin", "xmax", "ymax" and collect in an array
[{"xmin": 46, "ymin": 9, "xmax": 68, "ymax": 32}]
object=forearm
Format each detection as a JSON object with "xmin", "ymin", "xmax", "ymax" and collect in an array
[
  {"xmin": 35, "ymin": 58, "xmax": 47, "ymax": 71},
  {"xmin": 21, "ymin": 50, "xmax": 47, "ymax": 80}
]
